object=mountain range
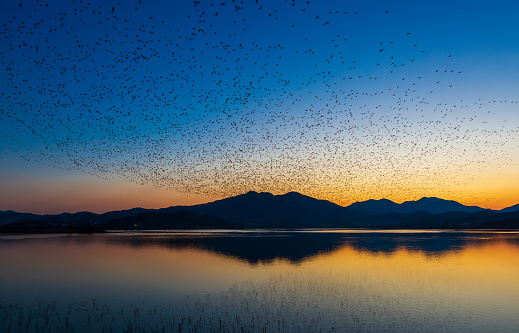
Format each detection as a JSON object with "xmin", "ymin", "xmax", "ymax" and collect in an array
[
  {"xmin": 347, "ymin": 197, "xmax": 485, "ymax": 215},
  {"xmin": 1, "ymin": 191, "xmax": 519, "ymax": 231}
]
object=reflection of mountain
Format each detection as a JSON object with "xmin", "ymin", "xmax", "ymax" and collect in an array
[
  {"xmin": 104, "ymin": 232, "xmax": 344, "ymax": 264},
  {"xmin": 342, "ymin": 233, "xmax": 469, "ymax": 255},
  {"xmin": 102, "ymin": 231, "xmax": 519, "ymax": 265}
]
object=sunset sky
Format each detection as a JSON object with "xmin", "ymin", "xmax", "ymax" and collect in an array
[{"xmin": 1, "ymin": 0, "xmax": 518, "ymax": 214}]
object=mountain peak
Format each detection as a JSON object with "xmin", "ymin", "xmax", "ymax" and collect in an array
[
  {"xmin": 415, "ymin": 197, "xmax": 450, "ymax": 202},
  {"xmin": 367, "ymin": 198, "xmax": 396, "ymax": 203},
  {"xmin": 348, "ymin": 197, "xmax": 485, "ymax": 215},
  {"xmin": 281, "ymin": 191, "xmax": 307, "ymax": 198},
  {"xmin": 237, "ymin": 191, "xmax": 274, "ymax": 199},
  {"xmin": 347, "ymin": 198, "xmax": 400, "ymax": 215}
]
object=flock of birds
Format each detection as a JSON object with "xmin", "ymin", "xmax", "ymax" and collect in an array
[{"xmin": 1, "ymin": 0, "xmax": 517, "ymax": 206}]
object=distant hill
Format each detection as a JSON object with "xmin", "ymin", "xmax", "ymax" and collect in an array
[
  {"xmin": 347, "ymin": 197, "xmax": 486, "ymax": 215},
  {"xmin": 461, "ymin": 210, "xmax": 519, "ymax": 228},
  {"xmin": 0, "ymin": 211, "xmax": 41, "ymax": 226},
  {"xmin": 499, "ymin": 204, "xmax": 519, "ymax": 213},
  {"xmin": 364, "ymin": 210, "xmax": 519, "ymax": 229},
  {"xmin": 103, "ymin": 210, "xmax": 240, "ymax": 230},
  {"xmin": 0, "ymin": 208, "xmax": 148, "ymax": 226},
  {"xmin": 0, "ymin": 219, "xmax": 104, "ymax": 233}
]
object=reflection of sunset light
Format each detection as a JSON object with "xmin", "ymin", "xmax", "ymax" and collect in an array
[
  {"xmin": 1, "ymin": 233, "xmax": 519, "ymax": 331},
  {"xmin": 304, "ymin": 240, "xmax": 519, "ymax": 311}
]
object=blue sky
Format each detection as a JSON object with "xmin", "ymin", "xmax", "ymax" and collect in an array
[{"xmin": 1, "ymin": 0, "xmax": 518, "ymax": 213}]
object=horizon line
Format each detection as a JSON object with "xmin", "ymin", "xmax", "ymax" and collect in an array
[{"xmin": 2, "ymin": 191, "xmax": 516, "ymax": 215}]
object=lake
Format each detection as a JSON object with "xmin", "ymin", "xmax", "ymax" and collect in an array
[{"xmin": 1, "ymin": 229, "xmax": 518, "ymax": 332}]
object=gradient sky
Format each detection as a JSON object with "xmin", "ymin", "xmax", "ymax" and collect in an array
[{"xmin": 1, "ymin": 0, "xmax": 518, "ymax": 214}]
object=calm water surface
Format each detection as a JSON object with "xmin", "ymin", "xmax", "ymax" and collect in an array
[{"xmin": 1, "ymin": 229, "xmax": 518, "ymax": 332}]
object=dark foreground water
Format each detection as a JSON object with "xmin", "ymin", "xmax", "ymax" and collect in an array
[{"xmin": 1, "ymin": 229, "xmax": 518, "ymax": 332}]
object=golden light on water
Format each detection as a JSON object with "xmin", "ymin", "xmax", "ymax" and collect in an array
[{"xmin": 2, "ymin": 232, "xmax": 519, "ymax": 331}]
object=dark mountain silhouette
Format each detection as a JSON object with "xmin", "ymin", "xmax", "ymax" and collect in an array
[
  {"xmin": 360, "ymin": 210, "xmax": 484, "ymax": 228},
  {"xmin": 347, "ymin": 197, "xmax": 486, "ymax": 215},
  {"xmin": 365, "ymin": 210, "xmax": 519, "ymax": 229},
  {"xmin": 0, "ymin": 211, "xmax": 41, "ymax": 226},
  {"xmin": 103, "ymin": 210, "xmax": 240, "ymax": 230},
  {"xmin": 161, "ymin": 191, "xmax": 364, "ymax": 227},
  {"xmin": 459, "ymin": 210, "xmax": 519, "ymax": 229},
  {"xmin": 2, "ymin": 192, "xmax": 519, "ymax": 232},
  {"xmin": 347, "ymin": 199, "xmax": 402, "ymax": 215},
  {"xmin": 0, "ymin": 219, "xmax": 104, "ymax": 233},
  {"xmin": 499, "ymin": 204, "xmax": 519, "ymax": 213},
  {"xmin": 1, "ymin": 210, "xmax": 237, "ymax": 232},
  {"xmin": 97, "ymin": 207, "xmax": 149, "ymax": 222},
  {"xmin": 0, "ymin": 208, "xmax": 149, "ymax": 227}
]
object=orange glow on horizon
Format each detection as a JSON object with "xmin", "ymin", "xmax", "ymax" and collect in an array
[{"xmin": 1, "ymin": 160, "xmax": 517, "ymax": 213}]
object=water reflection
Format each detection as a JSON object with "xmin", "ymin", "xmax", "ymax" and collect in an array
[
  {"xmin": 1, "ymin": 230, "xmax": 519, "ymax": 332},
  {"xmin": 101, "ymin": 230, "xmax": 519, "ymax": 264}
]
